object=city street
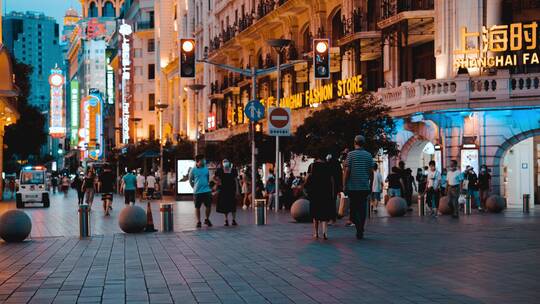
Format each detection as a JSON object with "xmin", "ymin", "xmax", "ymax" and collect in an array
[{"xmin": 0, "ymin": 192, "xmax": 538, "ymax": 303}]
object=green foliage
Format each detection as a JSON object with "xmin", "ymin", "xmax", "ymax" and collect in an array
[
  {"xmin": 3, "ymin": 60, "xmax": 47, "ymax": 171},
  {"xmin": 289, "ymin": 93, "xmax": 398, "ymax": 158}
]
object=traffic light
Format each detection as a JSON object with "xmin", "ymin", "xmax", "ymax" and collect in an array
[
  {"xmin": 313, "ymin": 38, "xmax": 330, "ymax": 79},
  {"xmin": 180, "ymin": 38, "xmax": 196, "ymax": 78}
]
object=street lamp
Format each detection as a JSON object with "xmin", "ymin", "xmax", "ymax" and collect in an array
[
  {"xmin": 186, "ymin": 84, "xmax": 206, "ymax": 156},
  {"xmin": 129, "ymin": 117, "xmax": 142, "ymax": 145},
  {"xmin": 267, "ymin": 38, "xmax": 291, "ymax": 212},
  {"xmin": 156, "ymin": 103, "xmax": 169, "ymax": 196}
]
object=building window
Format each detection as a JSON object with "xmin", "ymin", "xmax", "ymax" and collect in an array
[
  {"xmin": 148, "ymin": 64, "xmax": 155, "ymax": 79},
  {"xmin": 147, "ymin": 39, "xmax": 155, "ymax": 52},
  {"xmin": 103, "ymin": 1, "xmax": 116, "ymax": 17},
  {"xmin": 149, "ymin": 124, "xmax": 155, "ymax": 140},
  {"xmin": 148, "ymin": 93, "xmax": 155, "ymax": 111},
  {"xmin": 89, "ymin": 2, "xmax": 98, "ymax": 17}
]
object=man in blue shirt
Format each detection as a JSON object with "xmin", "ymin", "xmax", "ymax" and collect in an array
[
  {"xmin": 121, "ymin": 169, "xmax": 137, "ymax": 205},
  {"xmin": 343, "ymin": 135, "xmax": 374, "ymax": 240},
  {"xmin": 189, "ymin": 154, "xmax": 213, "ymax": 228}
]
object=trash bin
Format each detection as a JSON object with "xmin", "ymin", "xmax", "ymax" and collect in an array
[
  {"xmin": 78, "ymin": 204, "xmax": 90, "ymax": 238},
  {"xmin": 523, "ymin": 194, "xmax": 530, "ymax": 213},
  {"xmin": 254, "ymin": 199, "xmax": 266, "ymax": 225},
  {"xmin": 160, "ymin": 203, "xmax": 174, "ymax": 232}
]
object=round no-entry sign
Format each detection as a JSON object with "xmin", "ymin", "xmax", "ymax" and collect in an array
[{"xmin": 269, "ymin": 107, "xmax": 289, "ymax": 128}]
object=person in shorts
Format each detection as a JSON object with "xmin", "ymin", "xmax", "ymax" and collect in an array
[
  {"xmin": 136, "ymin": 171, "xmax": 146, "ymax": 201},
  {"xmin": 189, "ymin": 154, "xmax": 213, "ymax": 228},
  {"xmin": 121, "ymin": 169, "xmax": 137, "ymax": 205}
]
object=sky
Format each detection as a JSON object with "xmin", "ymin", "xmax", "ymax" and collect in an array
[{"xmin": 3, "ymin": 0, "xmax": 82, "ymax": 31}]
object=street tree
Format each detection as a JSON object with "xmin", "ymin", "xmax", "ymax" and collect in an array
[
  {"xmin": 4, "ymin": 60, "xmax": 47, "ymax": 171},
  {"xmin": 289, "ymin": 93, "xmax": 398, "ymax": 158}
]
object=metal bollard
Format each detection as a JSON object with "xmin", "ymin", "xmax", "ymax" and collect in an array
[
  {"xmin": 418, "ymin": 193, "xmax": 425, "ymax": 216},
  {"xmin": 78, "ymin": 204, "xmax": 90, "ymax": 238},
  {"xmin": 254, "ymin": 199, "xmax": 266, "ymax": 225},
  {"xmin": 464, "ymin": 194, "xmax": 472, "ymax": 215},
  {"xmin": 523, "ymin": 194, "xmax": 530, "ymax": 213},
  {"xmin": 367, "ymin": 200, "xmax": 372, "ymax": 219},
  {"xmin": 160, "ymin": 203, "xmax": 174, "ymax": 232}
]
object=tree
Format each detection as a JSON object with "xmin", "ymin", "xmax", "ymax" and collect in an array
[
  {"xmin": 3, "ymin": 60, "xmax": 47, "ymax": 171},
  {"xmin": 289, "ymin": 93, "xmax": 398, "ymax": 158}
]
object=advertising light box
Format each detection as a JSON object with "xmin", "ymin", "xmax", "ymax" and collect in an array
[{"xmin": 176, "ymin": 160, "xmax": 195, "ymax": 195}]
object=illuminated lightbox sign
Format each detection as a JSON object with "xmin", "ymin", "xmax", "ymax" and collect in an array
[
  {"xmin": 454, "ymin": 22, "xmax": 539, "ymax": 69},
  {"xmin": 79, "ymin": 94, "xmax": 103, "ymax": 160},
  {"xmin": 119, "ymin": 19, "xmax": 132, "ymax": 144},
  {"xmin": 70, "ymin": 80, "xmax": 79, "ymax": 147},
  {"xmin": 177, "ymin": 160, "xmax": 195, "ymax": 195},
  {"xmin": 49, "ymin": 68, "xmax": 65, "ymax": 138},
  {"xmin": 260, "ymin": 74, "xmax": 363, "ymax": 109}
]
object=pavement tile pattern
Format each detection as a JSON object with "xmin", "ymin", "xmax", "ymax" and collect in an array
[{"xmin": 0, "ymin": 192, "xmax": 538, "ymax": 303}]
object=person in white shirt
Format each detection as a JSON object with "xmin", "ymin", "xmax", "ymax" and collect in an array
[
  {"xmin": 370, "ymin": 164, "xmax": 383, "ymax": 213},
  {"xmin": 426, "ymin": 160, "xmax": 441, "ymax": 216},
  {"xmin": 136, "ymin": 171, "xmax": 146, "ymax": 200},
  {"xmin": 446, "ymin": 160, "xmax": 464, "ymax": 218},
  {"xmin": 146, "ymin": 173, "xmax": 157, "ymax": 199}
]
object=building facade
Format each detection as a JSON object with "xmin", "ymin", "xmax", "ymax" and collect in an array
[{"xmin": 2, "ymin": 11, "xmax": 63, "ymax": 112}]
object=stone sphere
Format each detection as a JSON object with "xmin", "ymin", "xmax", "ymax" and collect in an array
[
  {"xmin": 118, "ymin": 205, "xmax": 147, "ymax": 233},
  {"xmin": 438, "ymin": 196, "xmax": 453, "ymax": 215},
  {"xmin": 291, "ymin": 199, "xmax": 311, "ymax": 222},
  {"xmin": 486, "ymin": 195, "xmax": 505, "ymax": 213},
  {"xmin": 386, "ymin": 197, "xmax": 407, "ymax": 217},
  {"xmin": 0, "ymin": 210, "xmax": 32, "ymax": 242}
]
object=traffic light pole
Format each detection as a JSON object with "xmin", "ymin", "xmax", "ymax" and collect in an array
[{"xmin": 275, "ymin": 52, "xmax": 281, "ymax": 212}]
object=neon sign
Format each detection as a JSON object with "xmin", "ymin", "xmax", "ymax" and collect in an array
[
  {"xmin": 70, "ymin": 80, "xmax": 79, "ymax": 147},
  {"xmin": 119, "ymin": 19, "xmax": 132, "ymax": 144},
  {"xmin": 79, "ymin": 94, "xmax": 103, "ymax": 160},
  {"xmin": 454, "ymin": 22, "xmax": 539, "ymax": 69},
  {"xmin": 49, "ymin": 67, "xmax": 65, "ymax": 138},
  {"xmin": 106, "ymin": 62, "xmax": 114, "ymax": 105}
]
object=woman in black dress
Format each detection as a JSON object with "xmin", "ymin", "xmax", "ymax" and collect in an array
[
  {"xmin": 215, "ymin": 159, "xmax": 238, "ymax": 226},
  {"xmin": 305, "ymin": 155, "xmax": 334, "ymax": 240}
]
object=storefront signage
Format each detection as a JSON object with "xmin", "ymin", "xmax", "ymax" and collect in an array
[
  {"xmin": 119, "ymin": 20, "xmax": 132, "ymax": 144},
  {"xmin": 261, "ymin": 74, "xmax": 363, "ymax": 109},
  {"xmin": 80, "ymin": 95, "xmax": 103, "ymax": 160},
  {"xmin": 49, "ymin": 67, "xmax": 65, "ymax": 138},
  {"xmin": 70, "ymin": 80, "xmax": 79, "ymax": 147},
  {"xmin": 454, "ymin": 22, "xmax": 538, "ymax": 69},
  {"xmin": 106, "ymin": 62, "xmax": 114, "ymax": 105}
]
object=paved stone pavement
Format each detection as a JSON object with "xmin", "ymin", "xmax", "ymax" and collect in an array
[{"xmin": 0, "ymin": 191, "xmax": 539, "ymax": 303}]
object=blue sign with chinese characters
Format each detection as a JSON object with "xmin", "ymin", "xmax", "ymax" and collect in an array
[{"xmin": 244, "ymin": 100, "xmax": 265, "ymax": 122}]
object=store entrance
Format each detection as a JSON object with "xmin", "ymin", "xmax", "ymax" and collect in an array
[{"xmin": 501, "ymin": 136, "xmax": 539, "ymax": 208}]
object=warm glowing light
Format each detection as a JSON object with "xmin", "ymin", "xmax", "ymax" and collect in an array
[
  {"xmin": 182, "ymin": 40, "xmax": 194, "ymax": 52},
  {"xmin": 315, "ymin": 41, "xmax": 328, "ymax": 53}
]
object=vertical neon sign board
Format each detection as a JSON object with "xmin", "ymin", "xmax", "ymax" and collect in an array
[
  {"xmin": 49, "ymin": 67, "xmax": 65, "ymax": 138},
  {"xmin": 119, "ymin": 20, "xmax": 132, "ymax": 144},
  {"xmin": 70, "ymin": 80, "xmax": 79, "ymax": 147},
  {"xmin": 80, "ymin": 95, "xmax": 103, "ymax": 160}
]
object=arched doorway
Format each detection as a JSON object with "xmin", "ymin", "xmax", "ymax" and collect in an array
[
  {"xmin": 89, "ymin": 1, "xmax": 98, "ymax": 17},
  {"xmin": 403, "ymin": 139, "xmax": 440, "ymax": 175},
  {"xmin": 102, "ymin": 1, "xmax": 116, "ymax": 17},
  {"xmin": 497, "ymin": 131, "xmax": 540, "ymax": 209}
]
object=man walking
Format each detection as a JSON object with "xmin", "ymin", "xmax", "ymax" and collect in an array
[
  {"xmin": 121, "ymin": 169, "xmax": 137, "ymax": 205},
  {"xmin": 446, "ymin": 160, "xmax": 463, "ymax": 218},
  {"xmin": 426, "ymin": 160, "xmax": 441, "ymax": 217},
  {"xmin": 136, "ymin": 170, "xmax": 146, "ymax": 201},
  {"xmin": 343, "ymin": 135, "xmax": 374, "ymax": 240},
  {"xmin": 146, "ymin": 173, "xmax": 157, "ymax": 199},
  {"xmin": 189, "ymin": 154, "xmax": 213, "ymax": 228}
]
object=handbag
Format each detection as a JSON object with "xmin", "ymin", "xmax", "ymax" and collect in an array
[{"xmin": 338, "ymin": 193, "xmax": 349, "ymax": 218}]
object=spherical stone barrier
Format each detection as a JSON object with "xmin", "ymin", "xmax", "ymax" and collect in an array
[
  {"xmin": 0, "ymin": 210, "xmax": 32, "ymax": 242},
  {"xmin": 386, "ymin": 197, "xmax": 407, "ymax": 217},
  {"xmin": 486, "ymin": 194, "xmax": 505, "ymax": 213},
  {"xmin": 438, "ymin": 196, "xmax": 453, "ymax": 215},
  {"xmin": 118, "ymin": 205, "xmax": 147, "ymax": 233},
  {"xmin": 291, "ymin": 199, "xmax": 311, "ymax": 222}
]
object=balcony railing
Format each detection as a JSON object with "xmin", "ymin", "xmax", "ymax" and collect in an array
[
  {"xmin": 377, "ymin": 73, "xmax": 540, "ymax": 113},
  {"xmin": 208, "ymin": 0, "xmax": 289, "ymax": 53},
  {"xmin": 381, "ymin": 0, "xmax": 434, "ymax": 20},
  {"xmin": 136, "ymin": 21, "xmax": 154, "ymax": 31}
]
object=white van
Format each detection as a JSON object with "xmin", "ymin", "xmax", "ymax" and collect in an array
[{"xmin": 16, "ymin": 166, "xmax": 50, "ymax": 208}]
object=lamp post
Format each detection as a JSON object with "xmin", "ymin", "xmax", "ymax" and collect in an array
[
  {"xmin": 156, "ymin": 103, "xmax": 169, "ymax": 196},
  {"xmin": 186, "ymin": 84, "xmax": 206, "ymax": 156},
  {"xmin": 267, "ymin": 38, "xmax": 291, "ymax": 212},
  {"xmin": 129, "ymin": 117, "xmax": 142, "ymax": 145}
]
